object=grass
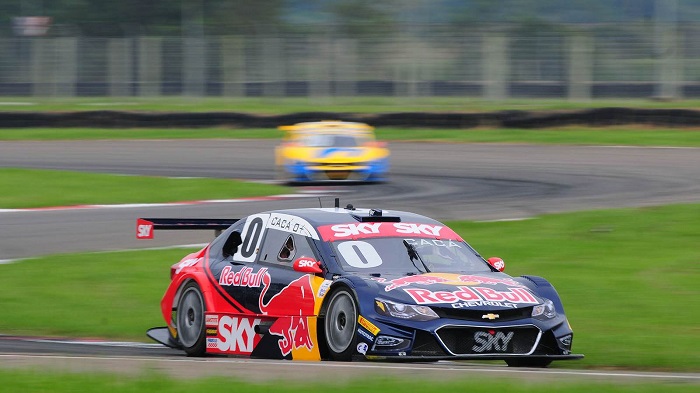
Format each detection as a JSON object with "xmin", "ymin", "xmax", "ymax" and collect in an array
[
  {"xmin": 1, "ymin": 204, "xmax": 698, "ymax": 371},
  {"xmin": 2, "ymin": 96, "xmax": 700, "ymax": 113},
  {"xmin": 2, "ymin": 370, "xmax": 697, "ymax": 393},
  {"xmin": 1, "ymin": 127, "xmax": 700, "ymax": 147},
  {"xmin": 0, "ymin": 168, "xmax": 292, "ymax": 209}
]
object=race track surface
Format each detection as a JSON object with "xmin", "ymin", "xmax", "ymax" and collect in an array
[{"xmin": 1, "ymin": 139, "xmax": 699, "ymax": 381}]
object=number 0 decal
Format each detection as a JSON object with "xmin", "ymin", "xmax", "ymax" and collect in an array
[
  {"xmin": 337, "ymin": 241, "xmax": 382, "ymax": 269},
  {"xmin": 234, "ymin": 214, "xmax": 269, "ymax": 263}
]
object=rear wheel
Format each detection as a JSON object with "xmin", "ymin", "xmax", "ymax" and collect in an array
[
  {"xmin": 176, "ymin": 281, "xmax": 207, "ymax": 357},
  {"xmin": 324, "ymin": 288, "xmax": 358, "ymax": 361},
  {"xmin": 505, "ymin": 358, "xmax": 552, "ymax": 368}
]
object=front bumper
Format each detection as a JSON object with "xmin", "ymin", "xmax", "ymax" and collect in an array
[{"xmin": 356, "ymin": 315, "xmax": 580, "ymax": 362}]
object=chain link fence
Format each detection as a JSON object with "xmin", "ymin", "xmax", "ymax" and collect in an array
[{"xmin": 0, "ymin": 23, "xmax": 697, "ymax": 99}]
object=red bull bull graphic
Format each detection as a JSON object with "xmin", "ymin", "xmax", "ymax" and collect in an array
[
  {"xmin": 258, "ymin": 274, "xmax": 317, "ymax": 357},
  {"xmin": 379, "ymin": 275, "xmax": 450, "ymax": 291},
  {"xmin": 375, "ymin": 273, "xmax": 525, "ymax": 292}
]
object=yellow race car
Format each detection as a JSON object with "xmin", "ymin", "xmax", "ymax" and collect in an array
[{"xmin": 275, "ymin": 121, "xmax": 390, "ymax": 183}]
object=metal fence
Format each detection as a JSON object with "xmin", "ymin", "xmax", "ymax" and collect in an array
[{"xmin": 0, "ymin": 24, "xmax": 698, "ymax": 99}]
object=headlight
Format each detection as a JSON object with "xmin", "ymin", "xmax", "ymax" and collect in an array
[
  {"xmin": 532, "ymin": 298, "xmax": 557, "ymax": 319},
  {"xmin": 375, "ymin": 298, "xmax": 439, "ymax": 321}
]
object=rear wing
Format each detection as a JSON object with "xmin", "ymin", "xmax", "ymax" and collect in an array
[{"xmin": 136, "ymin": 218, "xmax": 239, "ymax": 239}]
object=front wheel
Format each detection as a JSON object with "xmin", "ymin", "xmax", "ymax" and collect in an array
[
  {"xmin": 324, "ymin": 288, "xmax": 358, "ymax": 361},
  {"xmin": 176, "ymin": 281, "xmax": 207, "ymax": 357}
]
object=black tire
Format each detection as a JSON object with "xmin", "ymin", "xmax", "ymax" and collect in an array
[
  {"xmin": 176, "ymin": 281, "xmax": 207, "ymax": 357},
  {"xmin": 505, "ymin": 358, "xmax": 552, "ymax": 368},
  {"xmin": 323, "ymin": 288, "xmax": 358, "ymax": 361}
]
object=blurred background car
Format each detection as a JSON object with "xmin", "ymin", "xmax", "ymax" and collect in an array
[{"xmin": 275, "ymin": 121, "xmax": 390, "ymax": 183}]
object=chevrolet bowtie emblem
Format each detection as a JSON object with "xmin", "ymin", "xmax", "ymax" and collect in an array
[{"xmin": 482, "ymin": 313, "xmax": 500, "ymax": 320}]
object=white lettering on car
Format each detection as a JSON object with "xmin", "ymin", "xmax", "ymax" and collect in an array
[
  {"xmin": 331, "ymin": 223, "xmax": 382, "ymax": 238},
  {"xmin": 217, "ymin": 316, "xmax": 261, "ymax": 353}
]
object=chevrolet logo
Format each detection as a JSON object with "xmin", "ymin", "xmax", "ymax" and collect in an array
[{"xmin": 482, "ymin": 313, "xmax": 500, "ymax": 320}]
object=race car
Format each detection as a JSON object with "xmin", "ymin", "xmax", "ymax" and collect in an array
[
  {"xmin": 274, "ymin": 121, "xmax": 389, "ymax": 183},
  {"xmin": 137, "ymin": 202, "xmax": 582, "ymax": 367}
]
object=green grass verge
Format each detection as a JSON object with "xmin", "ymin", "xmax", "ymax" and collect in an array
[
  {"xmin": 1, "ymin": 370, "xmax": 697, "ymax": 393},
  {"xmin": 1, "ymin": 127, "xmax": 700, "ymax": 147},
  {"xmin": 0, "ymin": 168, "xmax": 291, "ymax": 209},
  {"xmin": 3, "ymin": 97, "xmax": 700, "ymax": 113},
  {"xmin": 1, "ymin": 204, "xmax": 698, "ymax": 371}
]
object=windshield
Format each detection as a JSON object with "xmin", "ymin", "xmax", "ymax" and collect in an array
[
  {"xmin": 330, "ymin": 237, "xmax": 491, "ymax": 275},
  {"xmin": 304, "ymin": 133, "xmax": 367, "ymax": 148}
]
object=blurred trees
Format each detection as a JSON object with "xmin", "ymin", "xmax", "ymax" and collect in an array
[{"xmin": 0, "ymin": 0, "xmax": 698, "ymax": 37}]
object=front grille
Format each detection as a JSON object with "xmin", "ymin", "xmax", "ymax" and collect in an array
[
  {"xmin": 410, "ymin": 331, "xmax": 448, "ymax": 356},
  {"xmin": 435, "ymin": 306, "xmax": 532, "ymax": 322},
  {"xmin": 436, "ymin": 325, "xmax": 540, "ymax": 355}
]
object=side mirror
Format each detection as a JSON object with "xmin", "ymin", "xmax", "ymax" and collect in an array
[
  {"xmin": 293, "ymin": 257, "xmax": 323, "ymax": 274},
  {"xmin": 487, "ymin": 257, "xmax": 505, "ymax": 272},
  {"xmin": 222, "ymin": 231, "xmax": 243, "ymax": 258}
]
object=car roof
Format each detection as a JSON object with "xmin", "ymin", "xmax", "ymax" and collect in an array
[{"xmin": 266, "ymin": 207, "xmax": 441, "ymax": 228}]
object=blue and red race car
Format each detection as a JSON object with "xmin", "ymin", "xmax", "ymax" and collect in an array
[{"xmin": 137, "ymin": 202, "xmax": 582, "ymax": 367}]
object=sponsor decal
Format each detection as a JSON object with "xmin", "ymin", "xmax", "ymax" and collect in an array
[
  {"xmin": 205, "ymin": 315, "xmax": 219, "ymax": 327},
  {"xmin": 259, "ymin": 275, "xmax": 316, "ymax": 356},
  {"xmin": 293, "ymin": 257, "xmax": 322, "ymax": 273},
  {"xmin": 206, "ymin": 328, "xmax": 217, "ymax": 336},
  {"xmin": 317, "ymin": 280, "xmax": 332, "ymax": 298},
  {"xmin": 358, "ymin": 315, "xmax": 380, "ymax": 336},
  {"xmin": 472, "ymin": 331, "xmax": 514, "ymax": 353},
  {"xmin": 357, "ymin": 342, "xmax": 369, "ymax": 355},
  {"xmin": 174, "ymin": 258, "xmax": 200, "ymax": 275},
  {"xmin": 219, "ymin": 266, "xmax": 268, "ymax": 287},
  {"xmin": 135, "ymin": 218, "xmax": 153, "ymax": 239},
  {"xmin": 404, "ymin": 286, "xmax": 538, "ymax": 308},
  {"xmin": 380, "ymin": 275, "xmax": 449, "ymax": 292},
  {"xmin": 456, "ymin": 275, "xmax": 523, "ymax": 287},
  {"xmin": 206, "ymin": 337, "xmax": 218, "ymax": 349},
  {"xmin": 268, "ymin": 213, "xmax": 319, "ymax": 239},
  {"xmin": 217, "ymin": 316, "xmax": 261, "ymax": 353},
  {"xmin": 317, "ymin": 222, "xmax": 462, "ymax": 242},
  {"xmin": 357, "ymin": 328, "xmax": 375, "ymax": 342},
  {"xmin": 377, "ymin": 274, "xmax": 525, "ymax": 292}
]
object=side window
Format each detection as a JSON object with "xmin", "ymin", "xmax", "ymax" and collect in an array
[
  {"xmin": 278, "ymin": 235, "xmax": 295, "ymax": 262},
  {"xmin": 260, "ymin": 229, "xmax": 317, "ymax": 266}
]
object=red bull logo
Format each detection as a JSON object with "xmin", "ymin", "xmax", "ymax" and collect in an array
[
  {"xmin": 405, "ymin": 286, "xmax": 538, "ymax": 307},
  {"xmin": 377, "ymin": 274, "xmax": 525, "ymax": 291},
  {"xmin": 258, "ymin": 274, "xmax": 316, "ymax": 356},
  {"xmin": 219, "ymin": 266, "xmax": 268, "ymax": 287}
]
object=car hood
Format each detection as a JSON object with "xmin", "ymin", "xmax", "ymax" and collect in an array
[{"xmin": 364, "ymin": 272, "xmax": 543, "ymax": 310}]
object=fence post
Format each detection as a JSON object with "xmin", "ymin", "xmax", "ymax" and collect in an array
[
  {"xmin": 221, "ymin": 36, "xmax": 245, "ymax": 97},
  {"xmin": 568, "ymin": 35, "xmax": 593, "ymax": 101},
  {"xmin": 182, "ymin": 37, "xmax": 206, "ymax": 96},
  {"xmin": 108, "ymin": 38, "xmax": 133, "ymax": 96},
  {"xmin": 138, "ymin": 37, "xmax": 162, "ymax": 96},
  {"xmin": 483, "ymin": 34, "xmax": 508, "ymax": 100},
  {"xmin": 31, "ymin": 38, "xmax": 51, "ymax": 96},
  {"xmin": 308, "ymin": 37, "xmax": 331, "ymax": 98},
  {"xmin": 335, "ymin": 38, "xmax": 358, "ymax": 97}
]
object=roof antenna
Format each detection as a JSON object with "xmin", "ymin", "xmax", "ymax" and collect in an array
[{"xmin": 334, "ymin": 197, "xmax": 340, "ymax": 209}]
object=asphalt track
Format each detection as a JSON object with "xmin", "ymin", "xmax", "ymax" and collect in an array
[{"xmin": 1, "ymin": 139, "xmax": 699, "ymax": 382}]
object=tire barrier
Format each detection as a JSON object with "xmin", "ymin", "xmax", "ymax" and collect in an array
[{"xmin": 1, "ymin": 108, "xmax": 700, "ymax": 129}]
